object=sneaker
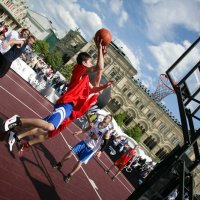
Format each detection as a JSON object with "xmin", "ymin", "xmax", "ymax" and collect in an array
[
  {"xmin": 8, "ymin": 131, "xmax": 16, "ymax": 151},
  {"xmin": 3, "ymin": 115, "xmax": 21, "ymax": 132},
  {"xmin": 105, "ymin": 169, "xmax": 109, "ymax": 174},
  {"xmin": 64, "ymin": 174, "xmax": 71, "ymax": 183},
  {"xmin": 18, "ymin": 142, "xmax": 30, "ymax": 157},
  {"xmin": 53, "ymin": 162, "xmax": 62, "ymax": 170}
]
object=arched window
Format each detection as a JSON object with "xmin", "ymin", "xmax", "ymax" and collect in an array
[
  {"xmin": 88, "ymin": 49, "xmax": 95, "ymax": 55},
  {"xmin": 107, "ymin": 98, "xmax": 121, "ymax": 113},
  {"xmin": 123, "ymin": 113, "xmax": 133, "ymax": 126},
  {"xmin": 159, "ymin": 123, "xmax": 166, "ymax": 130},
  {"xmin": 135, "ymin": 100, "xmax": 140, "ymax": 106},
  {"xmin": 147, "ymin": 113, "xmax": 153, "ymax": 118},
  {"xmin": 110, "ymin": 71, "xmax": 116, "ymax": 78},
  {"xmin": 143, "ymin": 136, "xmax": 157, "ymax": 150},
  {"xmin": 152, "ymin": 117, "xmax": 157, "ymax": 123},
  {"xmin": 127, "ymin": 92, "xmax": 132, "ymax": 98},
  {"xmin": 139, "ymin": 105, "xmax": 144, "ymax": 110},
  {"xmin": 115, "ymin": 75, "xmax": 121, "ymax": 82},
  {"xmin": 122, "ymin": 85, "xmax": 128, "ymax": 93},
  {"xmin": 156, "ymin": 148, "xmax": 168, "ymax": 160}
]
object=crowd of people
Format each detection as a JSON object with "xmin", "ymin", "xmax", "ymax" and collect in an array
[
  {"xmin": 107, "ymin": 129, "xmax": 155, "ymax": 180},
  {"xmin": 0, "ymin": 20, "xmax": 35, "ymax": 77}
]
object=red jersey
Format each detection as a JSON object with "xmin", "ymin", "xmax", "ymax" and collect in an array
[
  {"xmin": 56, "ymin": 64, "xmax": 90, "ymax": 106},
  {"xmin": 121, "ymin": 148, "xmax": 137, "ymax": 161},
  {"xmin": 114, "ymin": 148, "xmax": 137, "ymax": 170}
]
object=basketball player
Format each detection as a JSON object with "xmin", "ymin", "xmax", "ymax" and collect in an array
[
  {"xmin": 53, "ymin": 114, "xmax": 112, "ymax": 183},
  {"xmin": 105, "ymin": 145, "xmax": 139, "ymax": 180}
]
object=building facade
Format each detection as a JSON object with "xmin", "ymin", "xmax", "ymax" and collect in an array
[
  {"xmin": 24, "ymin": 10, "xmax": 58, "ymax": 43},
  {"xmin": 0, "ymin": 0, "xmax": 28, "ymax": 30},
  {"xmin": 54, "ymin": 29, "xmax": 87, "ymax": 63}
]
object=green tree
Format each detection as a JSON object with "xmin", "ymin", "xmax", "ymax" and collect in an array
[
  {"xmin": 45, "ymin": 51, "xmax": 63, "ymax": 71},
  {"xmin": 114, "ymin": 112, "xmax": 126, "ymax": 127},
  {"xmin": 126, "ymin": 126, "xmax": 142, "ymax": 143},
  {"xmin": 60, "ymin": 63, "xmax": 74, "ymax": 81},
  {"xmin": 32, "ymin": 40, "xmax": 49, "ymax": 56}
]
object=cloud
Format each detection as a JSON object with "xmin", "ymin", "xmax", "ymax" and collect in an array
[
  {"xmin": 28, "ymin": 0, "xmax": 103, "ymax": 39},
  {"xmin": 142, "ymin": 0, "xmax": 200, "ymax": 41},
  {"xmin": 114, "ymin": 39, "xmax": 141, "ymax": 73},
  {"xmin": 143, "ymin": 0, "xmax": 165, "ymax": 4},
  {"xmin": 139, "ymin": 74, "xmax": 155, "ymax": 90},
  {"xmin": 145, "ymin": 64, "xmax": 155, "ymax": 71},
  {"xmin": 109, "ymin": 0, "xmax": 128, "ymax": 27}
]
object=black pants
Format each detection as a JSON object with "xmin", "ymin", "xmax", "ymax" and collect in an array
[{"xmin": 0, "ymin": 53, "xmax": 12, "ymax": 78}]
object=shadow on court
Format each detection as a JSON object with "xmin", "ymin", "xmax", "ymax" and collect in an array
[{"xmin": 20, "ymin": 145, "xmax": 61, "ymax": 200}]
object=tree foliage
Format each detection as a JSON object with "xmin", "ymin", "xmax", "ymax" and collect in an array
[
  {"xmin": 60, "ymin": 63, "xmax": 74, "ymax": 81},
  {"xmin": 114, "ymin": 112, "xmax": 126, "ymax": 127},
  {"xmin": 32, "ymin": 40, "xmax": 49, "ymax": 56},
  {"xmin": 126, "ymin": 126, "xmax": 142, "ymax": 143},
  {"xmin": 45, "ymin": 51, "xmax": 63, "ymax": 71}
]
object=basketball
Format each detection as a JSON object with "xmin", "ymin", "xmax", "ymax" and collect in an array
[{"xmin": 94, "ymin": 28, "xmax": 112, "ymax": 46}]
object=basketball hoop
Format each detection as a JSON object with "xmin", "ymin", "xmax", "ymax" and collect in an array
[{"xmin": 152, "ymin": 74, "xmax": 175, "ymax": 102}]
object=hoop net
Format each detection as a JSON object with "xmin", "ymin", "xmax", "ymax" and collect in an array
[{"xmin": 152, "ymin": 74, "xmax": 175, "ymax": 102}]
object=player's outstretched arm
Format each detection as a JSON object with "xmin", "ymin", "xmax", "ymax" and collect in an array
[
  {"xmin": 73, "ymin": 123, "xmax": 93, "ymax": 136},
  {"xmin": 84, "ymin": 38, "xmax": 106, "ymax": 87},
  {"xmin": 90, "ymin": 80, "xmax": 114, "ymax": 93}
]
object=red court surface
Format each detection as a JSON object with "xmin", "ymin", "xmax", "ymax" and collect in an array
[{"xmin": 0, "ymin": 70, "xmax": 134, "ymax": 200}]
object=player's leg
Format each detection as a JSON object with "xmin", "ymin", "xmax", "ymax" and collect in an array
[
  {"xmin": 105, "ymin": 164, "xmax": 115, "ymax": 174},
  {"xmin": 53, "ymin": 140, "xmax": 86, "ymax": 170},
  {"xmin": 8, "ymin": 103, "xmax": 74, "ymax": 152},
  {"xmin": 111, "ymin": 169, "xmax": 122, "ymax": 181},
  {"xmin": 53, "ymin": 150, "xmax": 74, "ymax": 170},
  {"xmin": 64, "ymin": 161, "xmax": 82, "ymax": 183}
]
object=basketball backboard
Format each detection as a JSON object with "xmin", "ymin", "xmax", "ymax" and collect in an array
[{"xmin": 166, "ymin": 37, "xmax": 200, "ymax": 121}]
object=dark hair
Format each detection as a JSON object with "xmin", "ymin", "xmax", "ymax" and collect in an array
[
  {"xmin": 21, "ymin": 28, "xmax": 29, "ymax": 34},
  {"xmin": 28, "ymin": 35, "xmax": 36, "ymax": 40},
  {"xmin": 76, "ymin": 52, "xmax": 91, "ymax": 64}
]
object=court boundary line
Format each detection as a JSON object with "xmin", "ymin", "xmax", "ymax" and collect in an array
[{"xmin": 5, "ymin": 72, "xmax": 52, "ymax": 113}]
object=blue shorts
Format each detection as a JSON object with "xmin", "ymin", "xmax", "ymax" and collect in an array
[
  {"xmin": 72, "ymin": 141, "xmax": 94, "ymax": 163},
  {"xmin": 43, "ymin": 103, "xmax": 73, "ymax": 128}
]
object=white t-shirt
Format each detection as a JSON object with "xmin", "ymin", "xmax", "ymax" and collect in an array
[
  {"xmin": 0, "ymin": 30, "xmax": 19, "ymax": 54},
  {"xmin": 84, "ymin": 121, "xmax": 109, "ymax": 152}
]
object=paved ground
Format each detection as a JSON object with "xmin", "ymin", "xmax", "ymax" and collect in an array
[{"xmin": 0, "ymin": 70, "xmax": 134, "ymax": 200}]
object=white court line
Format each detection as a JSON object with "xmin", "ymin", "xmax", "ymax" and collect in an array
[
  {"xmin": 0, "ymin": 86, "xmax": 42, "ymax": 117},
  {"xmin": 5, "ymin": 72, "xmax": 52, "ymax": 113},
  {"xmin": 0, "ymin": 85, "xmax": 102, "ymax": 199},
  {"xmin": 1, "ymin": 84, "xmax": 133, "ymax": 196},
  {"xmin": 7, "ymin": 71, "xmax": 49, "ymax": 103}
]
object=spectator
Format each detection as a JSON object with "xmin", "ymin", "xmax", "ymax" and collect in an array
[
  {"xmin": 105, "ymin": 145, "xmax": 139, "ymax": 180},
  {"xmin": 0, "ymin": 28, "xmax": 29, "ymax": 54},
  {"xmin": 0, "ymin": 25, "xmax": 8, "ymax": 36}
]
